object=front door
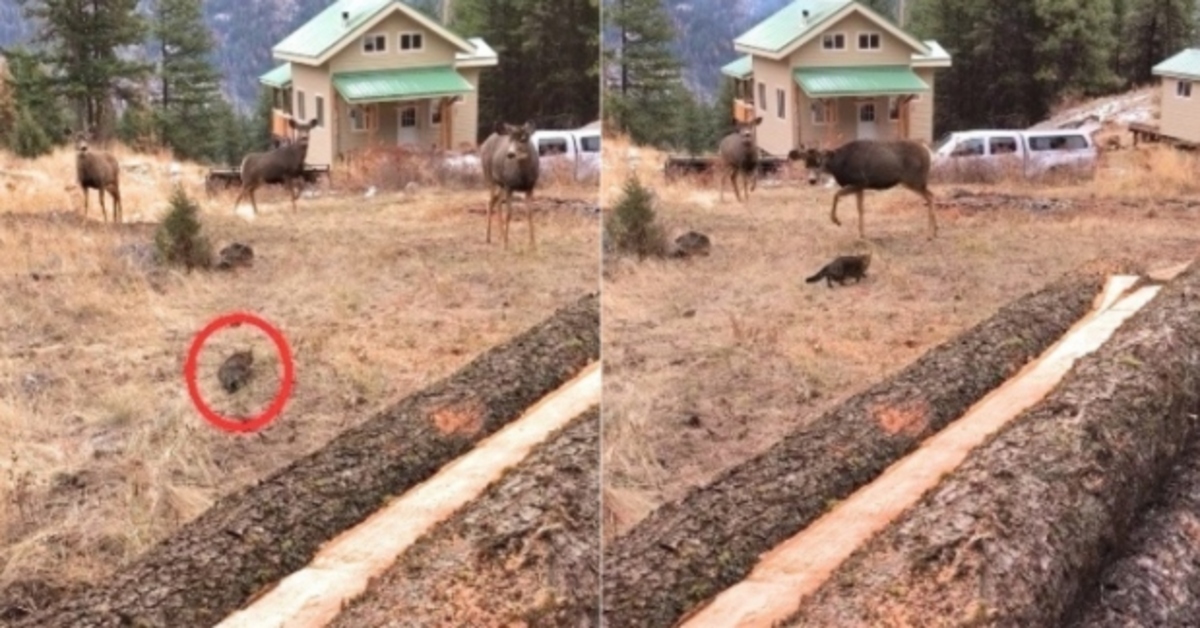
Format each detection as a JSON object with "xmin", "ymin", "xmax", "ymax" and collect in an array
[
  {"xmin": 857, "ymin": 102, "xmax": 878, "ymax": 140},
  {"xmin": 397, "ymin": 105, "xmax": 419, "ymax": 146}
]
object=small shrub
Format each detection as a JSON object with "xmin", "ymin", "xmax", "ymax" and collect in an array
[
  {"xmin": 605, "ymin": 174, "xmax": 667, "ymax": 259},
  {"xmin": 154, "ymin": 185, "xmax": 213, "ymax": 271}
]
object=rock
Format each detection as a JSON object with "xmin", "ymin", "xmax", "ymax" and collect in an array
[
  {"xmin": 670, "ymin": 231, "xmax": 712, "ymax": 259},
  {"xmin": 217, "ymin": 350, "xmax": 255, "ymax": 394},
  {"xmin": 216, "ymin": 243, "xmax": 254, "ymax": 271}
]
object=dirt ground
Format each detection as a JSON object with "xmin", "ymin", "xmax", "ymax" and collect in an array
[
  {"xmin": 0, "ymin": 150, "xmax": 599, "ymax": 603},
  {"xmin": 600, "ymin": 137, "xmax": 1200, "ymax": 538},
  {"xmin": 331, "ymin": 408, "xmax": 599, "ymax": 628}
]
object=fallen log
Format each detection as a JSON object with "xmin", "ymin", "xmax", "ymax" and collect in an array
[
  {"xmin": 1068, "ymin": 440, "xmax": 1200, "ymax": 628},
  {"xmin": 328, "ymin": 407, "xmax": 600, "ymax": 628},
  {"xmin": 601, "ymin": 260, "xmax": 1136, "ymax": 628},
  {"xmin": 783, "ymin": 263, "xmax": 1200, "ymax": 627},
  {"xmin": 14, "ymin": 293, "xmax": 599, "ymax": 628}
]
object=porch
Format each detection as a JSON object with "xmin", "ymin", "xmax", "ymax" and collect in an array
[
  {"xmin": 260, "ymin": 63, "xmax": 296, "ymax": 144},
  {"xmin": 794, "ymin": 66, "xmax": 930, "ymax": 146},
  {"xmin": 331, "ymin": 65, "xmax": 474, "ymax": 157},
  {"xmin": 720, "ymin": 56, "xmax": 757, "ymax": 123}
]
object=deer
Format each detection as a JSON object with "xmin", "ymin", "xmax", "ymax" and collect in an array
[
  {"xmin": 479, "ymin": 120, "xmax": 541, "ymax": 250},
  {"xmin": 718, "ymin": 116, "xmax": 763, "ymax": 203},
  {"xmin": 67, "ymin": 128, "xmax": 123, "ymax": 224},
  {"xmin": 233, "ymin": 117, "xmax": 320, "ymax": 215}
]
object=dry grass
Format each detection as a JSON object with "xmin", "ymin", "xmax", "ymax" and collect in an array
[
  {"xmin": 601, "ymin": 136, "xmax": 1200, "ymax": 539},
  {"xmin": 0, "ymin": 144, "xmax": 599, "ymax": 592}
]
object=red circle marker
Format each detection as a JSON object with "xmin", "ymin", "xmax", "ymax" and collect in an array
[{"xmin": 184, "ymin": 312, "xmax": 294, "ymax": 434}]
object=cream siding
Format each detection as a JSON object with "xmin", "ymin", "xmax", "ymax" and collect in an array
[
  {"xmin": 789, "ymin": 13, "xmax": 916, "ymax": 67},
  {"xmin": 290, "ymin": 63, "xmax": 334, "ymax": 164},
  {"xmin": 750, "ymin": 56, "xmax": 794, "ymax": 156},
  {"xmin": 909, "ymin": 68, "xmax": 935, "ymax": 143},
  {"xmin": 452, "ymin": 68, "xmax": 481, "ymax": 147},
  {"xmin": 1160, "ymin": 77, "xmax": 1200, "ymax": 144},
  {"xmin": 328, "ymin": 11, "xmax": 461, "ymax": 73}
]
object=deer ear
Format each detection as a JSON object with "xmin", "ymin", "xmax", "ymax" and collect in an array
[
  {"xmin": 753, "ymin": 116, "xmax": 763, "ymax": 126},
  {"xmin": 493, "ymin": 120, "xmax": 507, "ymax": 135},
  {"xmin": 309, "ymin": 118, "xmax": 319, "ymax": 128},
  {"xmin": 288, "ymin": 118, "xmax": 299, "ymax": 129}
]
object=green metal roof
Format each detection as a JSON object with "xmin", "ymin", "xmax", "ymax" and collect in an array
[
  {"xmin": 913, "ymin": 40, "xmax": 951, "ymax": 64},
  {"xmin": 1153, "ymin": 48, "xmax": 1200, "ymax": 81},
  {"xmin": 260, "ymin": 63, "xmax": 292, "ymax": 87},
  {"xmin": 721, "ymin": 55, "xmax": 752, "ymax": 80},
  {"xmin": 734, "ymin": 0, "xmax": 852, "ymax": 53},
  {"xmin": 794, "ymin": 65, "xmax": 929, "ymax": 97},
  {"xmin": 274, "ymin": 0, "xmax": 473, "ymax": 61},
  {"xmin": 332, "ymin": 65, "xmax": 474, "ymax": 103}
]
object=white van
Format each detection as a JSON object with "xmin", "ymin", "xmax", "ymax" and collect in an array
[
  {"xmin": 532, "ymin": 129, "xmax": 601, "ymax": 182},
  {"xmin": 930, "ymin": 129, "xmax": 1098, "ymax": 182}
]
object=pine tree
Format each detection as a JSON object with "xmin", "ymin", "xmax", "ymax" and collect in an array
[
  {"xmin": 604, "ymin": 0, "xmax": 685, "ymax": 146},
  {"xmin": 9, "ymin": 105, "xmax": 53, "ymax": 158},
  {"xmin": 1121, "ymin": 0, "xmax": 1196, "ymax": 86},
  {"xmin": 0, "ymin": 47, "xmax": 66, "ymax": 152},
  {"xmin": 152, "ymin": 0, "xmax": 224, "ymax": 162},
  {"xmin": 17, "ymin": 0, "xmax": 151, "ymax": 138}
]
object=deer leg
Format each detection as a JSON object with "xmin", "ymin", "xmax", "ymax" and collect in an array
[
  {"xmin": 922, "ymin": 187, "xmax": 938, "ymax": 239},
  {"xmin": 485, "ymin": 185, "xmax": 496, "ymax": 244},
  {"xmin": 718, "ymin": 168, "xmax": 726, "ymax": 202},
  {"xmin": 249, "ymin": 188, "xmax": 261, "ymax": 216},
  {"xmin": 731, "ymin": 171, "xmax": 742, "ymax": 202},
  {"xmin": 527, "ymin": 195, "xmax": 536, "ymax": 251},
  {"xmin": 111, "ymin": 187, "xmax": 122, "ymax": 224},
  {"xmin": 503, "ymin": 190, "xmax": 515, "ymax": 250},
  {"xmin": 232, "ymin": 186, "xmax": 247, "ymax": 214},
  {"xmin": 830, "ymin": 187, "xmax": 857, "ymax": 226},
  {"xmin": 856, "ymin": 189, "xmax": 865, "ymax": 240},
  {"xmin": 82, "ymin": 188, "xmax": 89, "ymax": 220},
  {"xmin": 99, "ymin": 188, "xmax": 108, "ymax": 223}
]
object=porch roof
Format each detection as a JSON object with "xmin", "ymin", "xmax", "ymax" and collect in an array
[
  {"xmin": 720, "ymin": 55, "xmax": 752, "ymax": 80},
  {"xmin": 260, "ymin": 63, "xmax": 292, "ymax": 88},
  {"xmin": 793, "ymin": 65, "xmax": 929, "ymax": 98},
  {"xmin": 332, "ymin": 65, "xmax": 474, "ymax": 104}
]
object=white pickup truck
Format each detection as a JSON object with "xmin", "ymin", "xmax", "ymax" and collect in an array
[
  {"xmin": 930, "ymin": 129, "xmax": 1098, "ymax": 183},
  {"xmin": 441, "ymin": 127, "xmax": 601, "ymax": 183}
]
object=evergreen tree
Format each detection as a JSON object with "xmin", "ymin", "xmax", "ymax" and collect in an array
[
  {"xmin": 116, "ymin": 100, "xmax": 156, "ymax": 151},
  {"xmin": 452, "ymin": 0, "xmax": 599, "ymax": 138},
  {"xmin": 604, "ymin": 0, "xmax": 685, "ymax": 146},
  {"xmin": 1, "ymin": 47, "xmax": 65, "ymax": 152},
  {"xmin": 1121, "ymin": 0, "xmax": 1196, "ymax": 86},
  {"xmin": 152, "ymin": 0, "xmax": 224, "ymax": 162},
  {"xmin": 9, "ymin": 105, "xmax": 53, "ymax": 158},
  {"xmin": 17, "ymin": 0, "xmax": 150, "ymax": 137}
]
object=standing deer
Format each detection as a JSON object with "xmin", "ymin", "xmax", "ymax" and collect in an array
[
  {"xmin": 799, "ymin": 139, "xmax": 939, "ymax": 239},
  {"xmin": 233, "ymin": 117, "xmax": 319, "ymax": 215},
  {"xmin": 67, "ymin": 128, "xmax": 123, "ymax": 224},
  {"xmin": 479, "ymin": 120, "xmax": 540, "ymax": 250},
  {"xmin": 718, "ymin": 116, "xmax": 763, "ymax": 203}
]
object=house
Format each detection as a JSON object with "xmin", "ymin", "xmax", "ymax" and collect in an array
[
  {"xmin": 1150, "ymin": 48, "xmax": 1200, "ymax": 146},
  {"xmin": 719, "ymin": 0, "xmax": 951, "ymax": 157},
  {"xmin": 258, "ymin": 0, "xmax": 498, "ymax": 165}
]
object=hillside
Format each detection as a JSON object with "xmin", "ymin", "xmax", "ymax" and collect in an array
[{"xmin": 0, "ymin": 0, "xmax": 441, "ymax": 112}]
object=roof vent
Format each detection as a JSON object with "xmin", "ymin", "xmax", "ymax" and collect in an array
[
  {"xmin": 342, "ymin": 11, "xmax": 350, "ymax": 27},
  {"xmin": 802, "ymin": 9, "xmax": 810, "ymax": 23}
]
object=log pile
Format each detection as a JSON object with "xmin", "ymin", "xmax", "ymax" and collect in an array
[
  {"xmin": 602, "ymin": 261, "xmax": 1135, "ymax": 628},
  {"xmin": 14, "ymin": 294, "xmax": 599, "ymax": 628},
  {"xmin": 785, "ymin": 264, "xmax": 1200, "ymax": 627}
]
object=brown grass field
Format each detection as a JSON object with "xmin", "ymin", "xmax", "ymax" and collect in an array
[
  {"xmin": 600, "ymin": 133, "xmax": 1200, "ymax": 538},
  {"xmin": 0, "ymin": 144, "xmax": 599, "ymax": 595}
]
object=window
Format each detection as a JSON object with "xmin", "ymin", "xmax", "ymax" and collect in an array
[
  {"xmin": 888, "ymin": 97, "xmax": 902, "ymax": 121},
  {"xmin": 296, "ymin": 90, "xmax": 306, "ymax": 121},
  {"xmin": 950, "ymin": 138, "xmax": 985, "ymax": 157},
  {"xmin": 538, "ymin": 138, "xmax": 569, "ymax": 156},
  {"xmin": 858, "ymin": 32, "xmax": 881, "ymax": 50},
  {"xmin": 1028, "ymin": 134, "xmax": 1088, "ymax": 151},
  {"xmin": 811, "ymin": 101, "xmax": 838, "ymax": 125},
  {"xmin": 315, "ymin": 95, "xmax": 325, "ymax": 128},
  {"xmin": 580, "ymin": 134, "xmax": 601, "ymax": 153},
  {"xmin": 776, "ymin": 88, "xmax": 786, "ymax": 119},
  {"xmin": 822, "ymin": 33, "xmax": 845, "ymax": 50},
  {"xmin": 351, "ymin": 104, "xmax": 378, "ymax": 132},
  {"xmin": 859, "ymin": 103, "xmax": 876, "ymax": 122},
  {"xmin": 363, "ymin": 33, "xmax": 387, "ymax": 53},
  {"xmin": 1178, "ymin": 80, "xmax": 1193, "ymax": 98},
  {"xmin": 399, "ymin": 32, "xmax": 424, "ymax": 51},
  {"xmin": 989, "ymin": 137, "xmax": 1019, "ymax": 154},
  {"xmin": 757, "ymin": 82, "xmax": 766, "ymax": 111},
  {"xmin": 431, "ymin": 102, "xmax": 442, "ymax": 125},
  {"xmin": 399, "ymin": 106, "xmax": 417, "ymax": 128}
]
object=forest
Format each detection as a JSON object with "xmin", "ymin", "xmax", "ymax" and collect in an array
[
  {"xmin": 0, "ymin": 0, "xmax": 599, "ymax": 165},
  {"xmin": 606, "ymin": 0, "xmax": 1200, "ymax": 151}
]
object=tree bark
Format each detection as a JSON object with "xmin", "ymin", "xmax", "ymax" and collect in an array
[
  {"xmin": 601, "ymin": 260, "xmax": 1137, "ymax": 628},
  {"xmin": 785, "ymin": 265, "xmax": 1200, "ymax": 628},
  {"xmin": 1067, "ymin": 441, "xmax": 1200, "ymax": 628},
  {"xmin": 330, "ymin": 408, "xmax": 600, "ymax": 628},
  {"xmin": 14, "ymin": 294, "xmax": 599, "ymax": 628}
]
